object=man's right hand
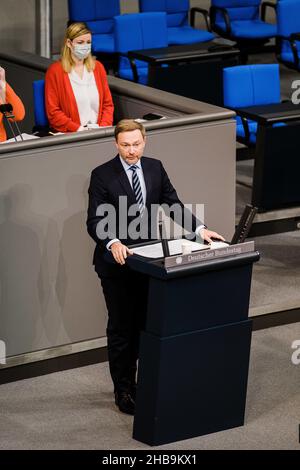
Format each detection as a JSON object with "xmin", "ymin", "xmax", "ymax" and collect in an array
[{"xmin": 111, "ymin": 242, "xmax": 133, "ymax": 265}]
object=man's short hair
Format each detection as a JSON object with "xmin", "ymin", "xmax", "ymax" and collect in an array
[{"xmin": 114, "ymin": 119, "xmax": 146, "ymax": 141}]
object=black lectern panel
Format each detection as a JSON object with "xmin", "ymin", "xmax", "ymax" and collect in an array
[
  {"xmin": 126, "ymin": 242, "xmax": 259, "ymax": 446},
  {"xmin": 134, "ymin": 320, "xmax": 252, "ymax": 446},
  {"xmin": 146, "ymin": 263, "xmax": 253, "ymax": 336}
]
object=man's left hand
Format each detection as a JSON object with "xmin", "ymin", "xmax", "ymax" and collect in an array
[{"xmin": 200, "ymin": 229, "xmax": 225, "ymax": 244}]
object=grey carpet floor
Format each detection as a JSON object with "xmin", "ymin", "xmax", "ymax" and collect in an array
[
  {"xmin": 249, "ymin": 230, "xmax": 300, "ymax": 315},
  {"xmin": 0, "ymin": 322, "xmax": 300, "ymax": 450}
]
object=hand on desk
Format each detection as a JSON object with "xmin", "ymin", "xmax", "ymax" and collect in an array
[
  {"xmin": 200, "ymin": 228, "xmax": 225, "ymax": 244},
  {"xmin": 110, "ymin": 230, "xmax": 225, "ymax": 264},
  {"xmin": 111, "ymin": 241, "xmax": 133, "ymax": 265}
]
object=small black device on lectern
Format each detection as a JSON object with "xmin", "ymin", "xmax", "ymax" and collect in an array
[{"xmin": 230, "ymin": 204, "xmax": 257, "ymax": 245}]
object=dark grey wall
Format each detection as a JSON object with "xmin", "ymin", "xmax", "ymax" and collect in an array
[{"xmin": 0, "ymin": 118, "xmax": 235, "ymax": 360}]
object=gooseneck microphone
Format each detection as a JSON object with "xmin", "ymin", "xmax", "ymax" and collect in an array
[
  {"xmin": 158, "ymin": 215, "xmax": 170, "ymax": 258},
  {"xmin": 0, "ymin": 103, "xmax": 23, "ymax": 142}
]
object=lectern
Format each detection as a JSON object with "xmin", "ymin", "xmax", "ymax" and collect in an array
[{"xmin": 126, "ymin": 241, "xmax": 259, "ymax": 446}]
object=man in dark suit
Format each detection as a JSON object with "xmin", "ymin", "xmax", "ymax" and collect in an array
[{"xmin": 87, "ymin": 119, "xmax": 224, "ymax": 415}]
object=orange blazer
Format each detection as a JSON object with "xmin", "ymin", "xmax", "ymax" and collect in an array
[
  {"xmin": 45, "ymin": 60, "xmax": 114, "ymax": 133},
  {"xmin": 0, "ymin": 84, "xmax": 25, "ymax": 142}
]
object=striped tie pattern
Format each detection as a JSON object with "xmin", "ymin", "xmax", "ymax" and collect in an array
[{"xmin": 129, "ymin": 165, "xmax": 144, "ymax": 215}]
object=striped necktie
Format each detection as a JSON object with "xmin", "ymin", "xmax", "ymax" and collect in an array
[{"xmin": 129, "ymin": 165, "xmax": 144, "ymax": 215}]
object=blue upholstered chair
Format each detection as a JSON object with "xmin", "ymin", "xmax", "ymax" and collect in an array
[
  {"xmin": 114, "ymin": 13, "xmax": 169, "ymax": 85},
  {"xmin": 33, "ymin": 80, "xmax": 49, "ymax": 131},
  {"xmin": 223, "ymin": 64, "xmax": 283, "ymax": 146},
  {"xmin": 277, "ymin": 0, "xmax": 300, "ymax": 70},
  {"xmin": 210, "ymin": 0, "xmax": 277, "ymax": 44},
  {"xmin": 68, "ymin": 0, "xmax": 120, "ymax": 54},
  {"xmin": 139, "ymin": 0, "xmax": 214, "ymax": 45}
]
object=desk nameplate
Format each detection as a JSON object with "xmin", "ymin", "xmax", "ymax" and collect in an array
[{"xmin": 164, "ymin": 241, "xmax": 255, "ymax": 269}]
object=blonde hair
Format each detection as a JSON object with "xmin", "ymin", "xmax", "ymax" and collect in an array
[
  {"xmin": 61, "ymin": 22, "xmax": 95, "ymax": 73},
  {"xmin": 114, "ymin": 119, "xmax": 146, "ymax": 141}
]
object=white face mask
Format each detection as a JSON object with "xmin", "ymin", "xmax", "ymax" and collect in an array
[{"xmin": 72, "ymin": 43, "xmax": 91, "ymax": 60}]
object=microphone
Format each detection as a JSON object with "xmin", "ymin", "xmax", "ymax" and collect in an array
[
  {"xmin": 158, "ymin": 215, "xmax": 170, "ymax": 258},
  {"xmin": 0, "ymin": 103, "xmax": 13, "ymax": 114},
  {"xmin": 0, "ymin": 103, "xmax": 23, "ymax": 142}
]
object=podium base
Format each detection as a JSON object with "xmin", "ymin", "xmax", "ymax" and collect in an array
[{"xmin": 133, "ymin": 319, "xmax": 252, "ymax": 446}]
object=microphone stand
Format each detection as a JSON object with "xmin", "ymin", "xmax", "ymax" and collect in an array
[
  {"xmin": 0, "ymin": 103, "xmax": 23, "ymax": 142},
  {"xmin": 158, "ymin": 216, "xmax": 170, "ymax": 259}
]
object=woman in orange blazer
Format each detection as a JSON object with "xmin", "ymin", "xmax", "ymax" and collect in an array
[
  {"xmin": 0, "ymin": 66, "xmax": 25, "ymax": 142},
  {"xmin": 45, "ymin": 22, "xmax": 114, "ymax": 133}
]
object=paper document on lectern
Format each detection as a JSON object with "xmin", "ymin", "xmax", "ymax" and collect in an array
[
  {"xmin": 1, "ymin": 133, "xmax": 40, "ymax": 144},
  {"xmin": 131, "ymin": 239, "xmax": 210, "ymax": 258}
]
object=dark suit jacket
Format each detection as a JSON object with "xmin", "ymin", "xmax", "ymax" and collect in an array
[{"xmin": 87, "ymin": 155, "xmax": 203, "ymax": 276}]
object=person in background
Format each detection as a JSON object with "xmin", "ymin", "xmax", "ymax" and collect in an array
[
  {"xmin": 45, "ymin": 22, "xmax": 114, "ymax": 133},
  {"xmin": 0, "ymin": 66, "xmax": 25, "ymax": 142}
]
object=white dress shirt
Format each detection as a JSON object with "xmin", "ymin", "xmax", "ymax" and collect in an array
[
  {"xmin": 69, "ymin": 66, "xmax": 99, "ymax": 126},
  {"xmin": 106, "ymin": 157, "xmax": 146, "ymax": 250},
  {"xmin": 119, "ymin": 156, "xmax": 147, "ymax": 205}
]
